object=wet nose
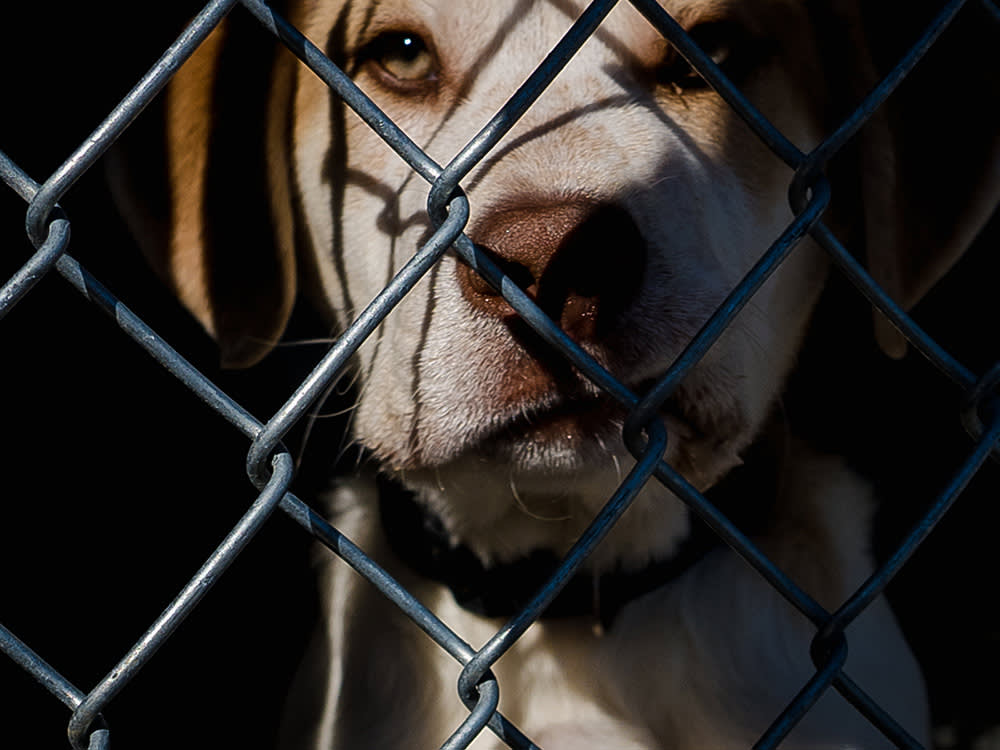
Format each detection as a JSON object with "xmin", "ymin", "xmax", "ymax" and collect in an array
[{"xmin": 457, "ymin": 201, "xmax": 646, "ymax": 342}]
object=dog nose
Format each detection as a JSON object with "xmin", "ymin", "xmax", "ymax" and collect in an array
[{"xmin": 459, "ymin": 201, "xmax": 646, "ymax": 341}]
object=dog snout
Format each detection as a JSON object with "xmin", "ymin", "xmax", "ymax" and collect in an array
[{"xmin": 460, "ymin": 201, "xmax": 646, "ymax": 341}]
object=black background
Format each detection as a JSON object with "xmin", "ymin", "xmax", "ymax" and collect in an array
[{"xmin": 1, "ymin": 2, "xmax": 997, "ymax": 748}]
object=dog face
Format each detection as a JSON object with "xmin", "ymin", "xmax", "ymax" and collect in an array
[
  {"xmin": 276, "ymin": 0, "xmax": 836, "ymax": 568},
  {"xmin": 114, "ymin": 0, "xmax": 1000, "ymax": 570}
]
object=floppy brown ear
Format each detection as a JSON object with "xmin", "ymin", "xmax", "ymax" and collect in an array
[
  {"xmin": 850, "ymin": 3, "xmax": 1000, "ymax": 358},
  {"xmin": 109, "ymin": 15, "xmax": 296, "ymax": 368}
]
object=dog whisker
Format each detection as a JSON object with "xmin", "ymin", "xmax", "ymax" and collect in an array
[
  {"xmin": 509, "ymin": 472, "xmax": 572, "ymax": 522},
  {"xmin": 272, "ymin": 336, "xmax": 342, "ymax": 348},
  {"xmin": 309, "ymin": 402, "xmax": 362, "ymax": 419}
]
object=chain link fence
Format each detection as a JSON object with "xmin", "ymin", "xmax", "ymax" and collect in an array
[{"xmin": 1, "ymin": 0, "xmax": 999, "ymax": 748}]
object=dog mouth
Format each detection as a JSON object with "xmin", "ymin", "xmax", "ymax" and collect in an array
[
  {"xmin": 487, "ymin": 396, "xmax": 626, "ymax": 455},
  {"xmin": 475, "ymin": 381, "xmax": 727, "ymax": 474}
]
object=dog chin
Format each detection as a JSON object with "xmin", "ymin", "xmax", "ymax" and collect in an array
[
  {"xmin": 383, "ymin": 400, "xmax": 748, "ymax": 563},
  {"xmin": 480, "ymin": 399, "xmax": 630, "ymax": 473}
]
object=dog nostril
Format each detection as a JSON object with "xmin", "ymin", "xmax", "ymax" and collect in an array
[
  {"xmin": 458, "ymin": 201, "xmax": 646, "ymax": 342},
  {"xmin": 544, "ymin": 203, "xmax": 645, "ymax": 339}
]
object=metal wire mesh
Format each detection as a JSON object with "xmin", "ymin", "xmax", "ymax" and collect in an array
[{"xmin": 1, "ymin": 0, "xmax": 998, "ymax": 748}]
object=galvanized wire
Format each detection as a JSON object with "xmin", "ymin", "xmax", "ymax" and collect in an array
[{"xmin": 1, "ymin": 0, "xmax": 998, "ymax": 748}]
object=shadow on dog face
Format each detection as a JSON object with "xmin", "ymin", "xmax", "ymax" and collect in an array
[
  {"xmin": 280, "ymin": 0, "xmax": 833, "ymax": 569},
  {"xmin": 111, "ymin": 0, "xmax": 1000, "ymax": 571}
]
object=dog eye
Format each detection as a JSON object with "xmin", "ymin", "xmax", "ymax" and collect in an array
[
  {"xmin": 658, "ymin": 22, "xmax": 760, "ymax": 91},
  {"xmin": 359, "ymin": 31, "xmax": 438, "ymax": 89}
]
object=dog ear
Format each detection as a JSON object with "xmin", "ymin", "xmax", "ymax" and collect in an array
[
  {"xmin": 842, "ymin": 3, "xmax": 1000, "ymax": 358},
  {"xmin": 110, "ymin": 16, "xmax": 296, "ymax": 368}
]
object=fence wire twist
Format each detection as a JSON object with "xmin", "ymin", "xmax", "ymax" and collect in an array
[{"xmin": 1, "ymin": 0, "xmax": 998, "ymax": 748}]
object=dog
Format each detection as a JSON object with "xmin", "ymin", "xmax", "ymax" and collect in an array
[{"xmin": 110, "ymin": 0, "xmax": 1000, "ymax": 747}]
